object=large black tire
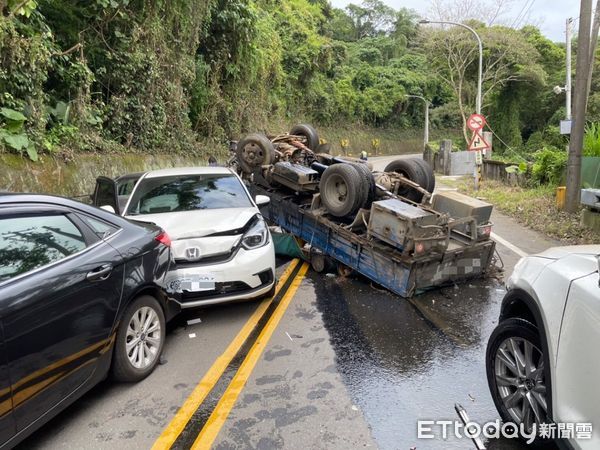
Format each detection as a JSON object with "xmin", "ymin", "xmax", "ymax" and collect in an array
[
  {"xmin": 290, "ymin": 124, "xmax": 320, "ymax": 151},
  {"xmin": 348, "ymin": 162, "xmax": 375, "ymax": 208},
  {"xmin": 384, "ymin": 158, "xmax": 428, "ymax": 202},
  {"xmin": 486, "ymin": 318, "xmax": 551, "ymax": 446},
  {"xmin": 112, "ymin": 295, "xmax": 166, "ymax": 383},
  {"xmin": 412, "ymin": 158, "xmax": 435, "ymax": 193},
  {"xmin": 319, "ymin": 164, "xmax": 363, "ymax": 218},
  {"xmin": 236, "ymin": 133, "xmax": 276, "ymax": 174}
]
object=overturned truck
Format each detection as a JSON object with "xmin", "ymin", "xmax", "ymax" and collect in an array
[{"xmin": 231, "ymin": 124, "xmax": 496, "ymax": 297}]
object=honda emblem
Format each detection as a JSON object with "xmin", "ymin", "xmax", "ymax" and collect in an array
[{"xmin": 185, "ymin": 246, "xmax": 202, "ymax": 261}]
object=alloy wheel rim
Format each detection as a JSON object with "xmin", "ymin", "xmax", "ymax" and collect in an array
[
  {"xmin": 495, "ymin": 336, "xmax": 548, "ymax": 432},
  {"xmin": 126, "ymin": 306, "xmax": 161, "ymax": 369}
]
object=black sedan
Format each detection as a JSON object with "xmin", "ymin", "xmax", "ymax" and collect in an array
[{"xmin": 0, "ymin": 194, "xmax": 178, "ymax": 448}]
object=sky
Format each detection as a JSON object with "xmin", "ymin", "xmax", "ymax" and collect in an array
[{"xmin": 329, "ymin": 0, "xmax": 581, "ymax": 42}]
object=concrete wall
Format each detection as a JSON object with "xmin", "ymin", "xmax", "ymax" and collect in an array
[
  {"xmin": 424, "ymin": 140, "xmax": 525, "ymax": 183},
  {"xmin": 423, "ymin": 140, "xmax": 475, "ymax": 176},
  {"xmin": 0, "ymin": 153, "xmax": 207, "ymax": 197}
]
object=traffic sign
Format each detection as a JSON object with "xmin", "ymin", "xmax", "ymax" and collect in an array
[
  {"xmin": 468, "ymin": 130, "xmax": 490, "ymax": 151},
  {"xmin": 467, "ymin": 114, "xmax": 487, "ymax": 131}
]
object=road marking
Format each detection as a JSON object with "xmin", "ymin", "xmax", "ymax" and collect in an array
[
  {"xmin": 151, "ymin": 259, "xmax": 302, "ymax": 450},
  {"xmin": 490, "ymin": 232, "xmax": 529, "ymax": 258},
  {"xmin": 190, "ymin": 262, "xmax": 310, "ymax": 450}
]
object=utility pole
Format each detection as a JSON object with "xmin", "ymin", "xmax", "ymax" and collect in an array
[
  {"xmin": 566, "ymin": 0, "xmax": 594, "ymax": 213},
  {"xmin": 424, "ymin": 101, "xmax": 429, "ymax": 147},
  {"xmin": 406, "ymin": 95, "xmax": 430, "ymax": 149},
  {"xmin": 566, "ymin": 18, "xmax": 573, "ymax": 120},
  {"xmin": 586, "ymin": 0, "xmax": 600, "ymax": 103}
]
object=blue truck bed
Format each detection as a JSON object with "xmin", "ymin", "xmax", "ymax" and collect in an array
[{"xmin": 253, "ymin": 185, "xmax": 496, "ymax": 298}]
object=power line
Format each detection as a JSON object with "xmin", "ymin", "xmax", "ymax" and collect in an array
[
  {"xmin": 510, "ymin": 0, "xmax": 531, "ymax": 28},
  {"xmin": 511, "ymin": 0, "xmax": 536, "ymax": 29}
]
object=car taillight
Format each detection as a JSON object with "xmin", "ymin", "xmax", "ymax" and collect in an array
[{"xmin": 155, "ymin": 231, "xmax": 172, "ymax": 247}]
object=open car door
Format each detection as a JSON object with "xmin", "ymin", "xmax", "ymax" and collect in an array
[{"xmin": 92, "ymin": 176, "xmax": 120, "ymax": 215}]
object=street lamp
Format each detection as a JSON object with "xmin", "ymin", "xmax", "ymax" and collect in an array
[
  {"xmin": 419, "ymin": 19, "xmax": 483, "ymax": 115},
  {"xmin": 406, "ymin": 94, "xmax": 430, "ymax": 149}
]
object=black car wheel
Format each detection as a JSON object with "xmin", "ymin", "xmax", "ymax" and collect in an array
[
  {"xmin": 112, "ymin": 295, "xmax": 165, "ymax": 382},
  {"xmin": 486, "ymin": 318, "xmax": 550, "ymax": 443}
]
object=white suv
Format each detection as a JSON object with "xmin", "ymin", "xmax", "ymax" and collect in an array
[
  {"xmin": 93, "ymin": 167, "xmax": 276, "ymax": 308},
  {"xmin": 486, "ymin": 245, "xmax": 600, "ymax": 448}
]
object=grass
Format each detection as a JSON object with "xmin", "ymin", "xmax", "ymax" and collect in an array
[{"xmin": 446, "ymin": 178, "xmax": 600, "ymax": 245}]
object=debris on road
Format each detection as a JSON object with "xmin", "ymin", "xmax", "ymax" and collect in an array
[{"xmin": 187, "ymin": 318, "xmax": 202, "ymax": 326}]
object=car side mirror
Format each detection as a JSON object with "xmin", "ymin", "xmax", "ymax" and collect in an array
[
  {"xmin": 100, "ymin": 205, "xmax": 116, "ymax": 214},
  {"xmin": 255, "ymin": 195, "xmax": 270, "ymax": 207}
]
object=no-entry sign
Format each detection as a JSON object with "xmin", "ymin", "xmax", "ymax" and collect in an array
[{"xmin": 467, "ymin": 114, "xmax": 486, "ymax": 132}]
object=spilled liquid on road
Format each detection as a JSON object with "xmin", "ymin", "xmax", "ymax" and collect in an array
[{"xmin": 310, "ymin": 272, "xmax": 535, "ymax": 449}]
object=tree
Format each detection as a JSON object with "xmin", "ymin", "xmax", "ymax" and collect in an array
[
  {"xmin": 391, "ymin": 7, "xmax": 419, "ymax": 47},
  {"xmin": 428, "ymin": 0, "xmax": 517, "ymax": 26},
  {"xmin": 329, "ymin": 8, "xmax": 357, "ymax": 41},
  {"xmin": 345, "ymin": 0, "xmax": 396, "ymax": 39},
  {"xmin": 423, "ymin": 24, "xmax": 543, "ymax": 143}
]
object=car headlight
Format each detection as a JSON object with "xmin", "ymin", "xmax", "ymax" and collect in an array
[{"xmin": 241, "ymin": 217, "xmax": 269, "ymax": 250}]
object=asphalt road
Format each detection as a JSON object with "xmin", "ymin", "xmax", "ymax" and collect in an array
[{"xmin": 17, "ymin": 160, "xmax": 562, "ymax": 450}]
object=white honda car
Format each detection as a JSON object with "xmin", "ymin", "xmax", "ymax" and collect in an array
[
  {"xmin": 93, "ymin": 167, "xmax": 276, "ymax": 308},
  {"xmin": 486, "ymin": 245, "xmax": 599, "ymax": 448}
]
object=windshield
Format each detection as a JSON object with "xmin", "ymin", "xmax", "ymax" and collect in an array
[{"xmin": 125, "ymin": 173, "xmax": 252, "ymax": 215}]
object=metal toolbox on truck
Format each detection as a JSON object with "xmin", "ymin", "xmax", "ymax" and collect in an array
[
  {"xmin": 367, "ymin": 199, "xmax": 448, "ymax": 256},
  {"xmin": 432, "ymin": 191, "xmax": 493, "ymax": 240}
]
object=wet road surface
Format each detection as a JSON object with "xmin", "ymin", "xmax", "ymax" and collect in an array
[{"xmin": 17, "ymin": 197, "xmax": 562, "ymax": 449}]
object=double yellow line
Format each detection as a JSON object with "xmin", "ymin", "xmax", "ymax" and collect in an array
[{"xmin": 152, "ymin": 259, "xmax": 309, "ymax": 450}]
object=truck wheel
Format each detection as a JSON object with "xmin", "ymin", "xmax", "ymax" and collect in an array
[
  {"xmin": 236, "ymin": 133, "xmax": 275, "ymax": 174},
  {"xmin": 349, "ymin": 162, "xmax": 375, "ymax": 207},
  {"xmin": 319, "ymin": 164, "xmax": 363, "ymax": 218},
  {"xmin": 384, "ymin": 158, "xmax": 428, "ymax": 202},
  {"xmin": 310, "ymin": 249, "xmax": 334, "ymax": 273},
  {"xmin": 112, "ymin": 295, "xmax": 165, "ymax": 382},
  {"xmin": 290, "ymin": 124, "xmax": 320, "ymax": 151},
  {"xmin": 412, "ymin": 158, "xmax": 436, "ymax": 193}
]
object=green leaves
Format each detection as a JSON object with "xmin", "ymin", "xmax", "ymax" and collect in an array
[
  {"xmin": 0, "ymin": 108, "xmax": 37, "ymax": 161},
  {"xmin": 95, "ymin": 0, "xmax": 129, "ymax": 8},
  {"xmin": 0, "ymin": 108, "xmax": 27, "ymax": 123},
  {"xmin": 2, "ymin": 133, "xmax": 29, "ymax": 151},
  {"xmin": 8, "ymin": 0, "xmax": 38, "ymax": 17},
  {"xmin": 583, "ymin": 122, "xmax": 600, "ymax": 157}
]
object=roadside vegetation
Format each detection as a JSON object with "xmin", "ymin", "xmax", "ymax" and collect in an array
[
  {"xmin": 1, "ymin": 0, "xmax": 598, "ymax": 164},
  {"xmin": 452, "ymin": 178, "xmax": 600, "ymax": 245}
]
